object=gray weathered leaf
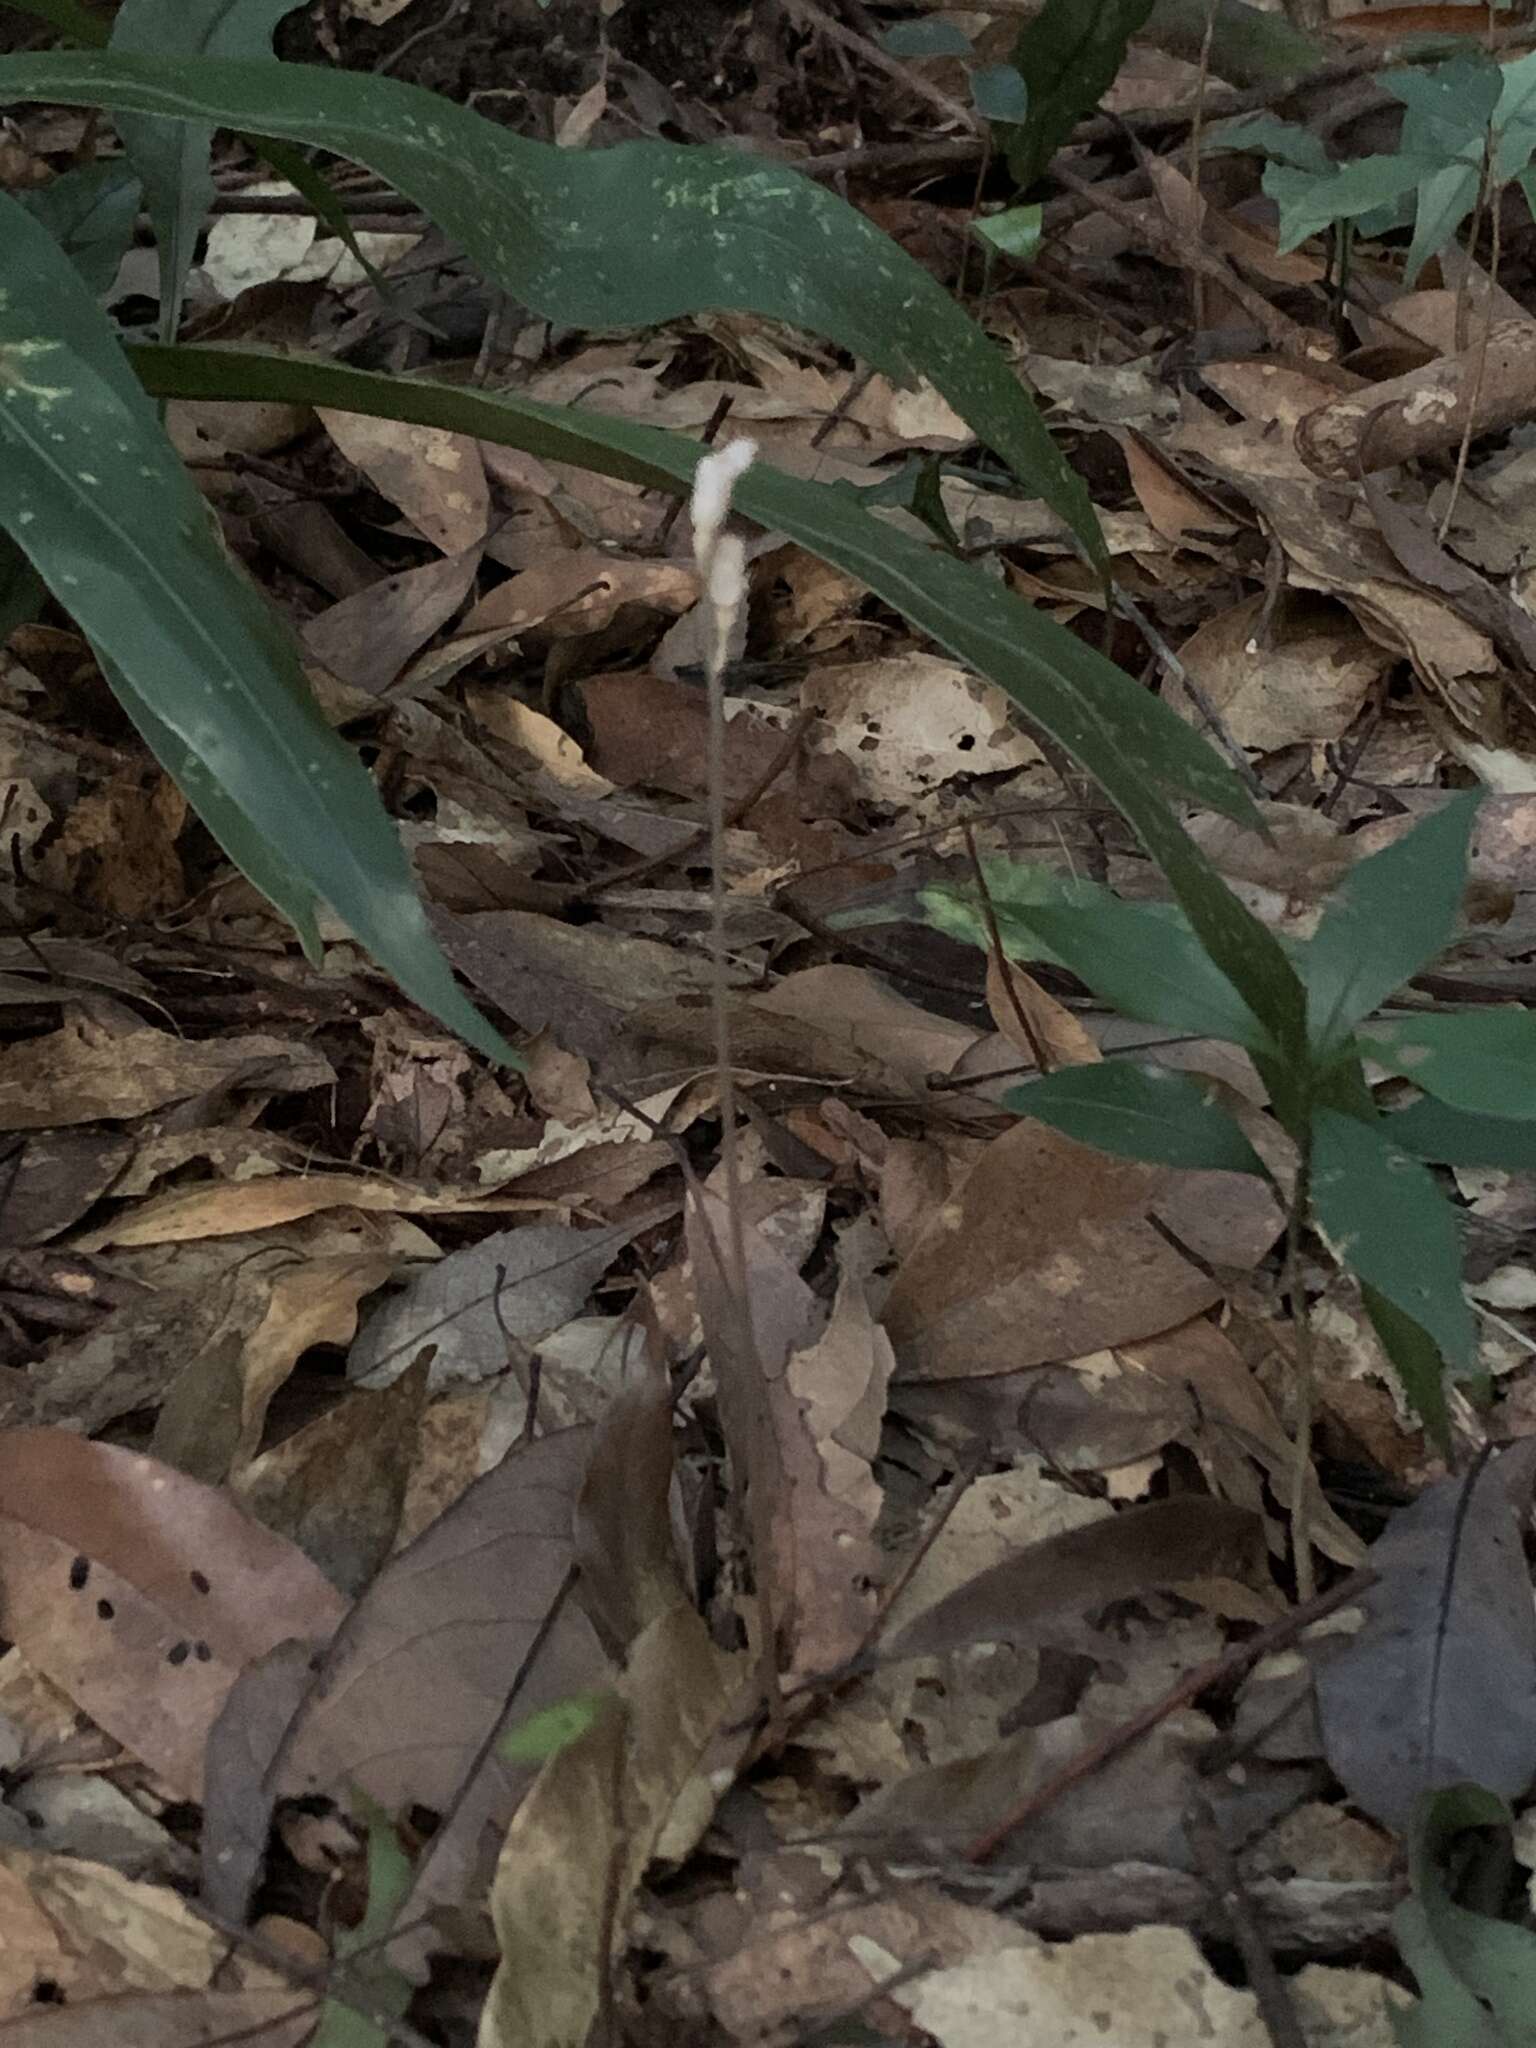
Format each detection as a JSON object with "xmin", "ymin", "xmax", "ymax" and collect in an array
[{"xmin": 1315, "ymin": 1442, "xmax": 1536, "ymax": 1831}]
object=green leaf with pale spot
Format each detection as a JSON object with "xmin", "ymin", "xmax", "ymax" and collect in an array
[
  {"xmin": 1386, "ymin": 1095, "xmax": 1536, "ymax": 1170},
  {"xmin": 500, "ymin": 1691, "xmax": 612, "ymax": 1765},
  {"xmin": 0, "ymin": 46, "xmax": 1104, "ymax": 567},
  {"xmin": 1007, "ymin": 1060, "xmax": 1265, "ymax": 1174},
  {"xmin": 1361, "ymin": 1007, "xmax": 1536, "ymax": 1120},
  {"xmin": 0, "ymin": 191, "xmax": 517, "ymax": 1064}
]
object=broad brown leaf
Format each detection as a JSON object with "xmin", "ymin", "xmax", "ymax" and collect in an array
[{"xmin": 0, "ymin": 1430, "xmax": 345, "ymax": 1797}]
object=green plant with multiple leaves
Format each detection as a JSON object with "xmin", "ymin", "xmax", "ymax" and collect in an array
[
  {"xmin": 0, "ymin": 0, "xmax": 1521, "ymax": 1459},
  {"xmin": 1210, "ymin": 44, "xmax": 1536, "ymax": 282},
  {"xmin": 895, "ymin": 789, "xmax": 1536, "ymax": 1449},
  {"xmin": 0, "ymin": 0, "xmax": 1276, "ymax": 1072}
]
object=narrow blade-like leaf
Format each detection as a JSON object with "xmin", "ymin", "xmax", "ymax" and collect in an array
[
  {"xmin": 1008, "ymin": 1060, "xmax": 1265, "ymax": 1173},
  {"xmin": 1312, "ymin": 1107, "xmax": 1474, "ymax": 1376},
  {"xmin": 1006, "ymin": 0, "xmax": 1155, "ymax": 190},
  {"xmin": 0, "ymin": 46, "xmax": 1103, "ymax": 564},
  {"xmin": 109, "ymin": 2, "xmax": 305, "ymax": 342},
  {"xmin": 1362, "ymin": 1007, "xmax": 1536, "ymax": 1120},
  {"xmin": 1302, "ymin": 793, "xmax": 1481, "ymax": 1056},
  {"xmin": 0, "ymin": 194, "xmax": 516, "ymax": 1062},
  {"xmin": 128, "ymin": 340, "xmax": 1311, "ymax": 1051}
]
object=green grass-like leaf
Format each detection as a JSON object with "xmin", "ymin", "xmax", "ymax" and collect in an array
[
  {"xmin": 0, "ymin": 193, "xmax": 517, "ymax": 1064},
  {"xmin": 1302, "ymin": 793, "xmax": 1481, "ymax": 1057},
  {"xmin": 0, "ymin": 46, "xmax": 1104, "ymax": 566}
]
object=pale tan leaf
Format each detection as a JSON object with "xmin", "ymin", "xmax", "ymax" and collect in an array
[
  {"xmin": 0, "ymin": 1022, "xmax": 332, "ymax": 1132},
  {"xmin": 318, "ymin": 408, "xmax": 489, "ymax": 553},
  {"xmin": 984, "ymin": 955, "xmax": 1100, "ymax": 1069},
  {"xmin": 480, "ymin": 1604, "xmax": 748, "ymax": 2048}
]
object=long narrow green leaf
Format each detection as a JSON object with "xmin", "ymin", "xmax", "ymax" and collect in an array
[
  {"xmin": 0, "ymin": 193, "xmax": 516, "ymax": 1064},
  {"xmin": 108, "ymin": 2, "xmax": 305, "ymax": 343},
  {"xmin": 129, "ymin": 338, "xmax": 1308, "ymax": 1048},
  {"xmin": 1312, "ymin": 1107, "xmax": 1474, "ymax": 1375},
  {"xmin": 0, "ymin": 46, "xmax": 1103, "ymax": 565}
]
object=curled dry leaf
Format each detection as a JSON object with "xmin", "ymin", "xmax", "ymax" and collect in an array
[
  {"xmin": 0, "ymin": 1430, "xmax": 345, "ymax": 1798},
  {"xmin": 73, "ymin": 1171, "xmax": 539, "ymax": 1252},
  {"xmin": 302, "ymin": 542, "xmax": 482, "ymax": 695},
  {"xmin": 0, "ymin": 1022, "xmax": 332, "ymax": 1132},
  {"xmin": 689, "ymin": 1189, "xmax": 887, "ymax": 1681}
]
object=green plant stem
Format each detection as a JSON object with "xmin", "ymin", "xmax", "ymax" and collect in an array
[{"xmin": 1284, "ymin": 1130, "xmax": 1317, "ymax": 1604}]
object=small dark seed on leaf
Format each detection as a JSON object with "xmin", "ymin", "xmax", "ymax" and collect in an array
[
  {"xmin": 96, "ymin": 1598, "xmax": 114, "ymax": 1621},
  {"xmin": 68, "ymin": 1557, "xmax": 88, "ymax": 1591},
  {"xmin": 190, "ymin": 1569, "xmax": 210, "ymax": 1594},
  {"xmin": 167, "ymin": 1641, "xmax": 190, "ymax": 1666},
  {"xmin": 193, "ymin": 1640, "xmax": 212, "ymax": 1662}
]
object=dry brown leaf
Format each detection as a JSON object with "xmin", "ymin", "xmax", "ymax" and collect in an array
[
  {"xmin": 302, "ymin": 544, "xmax": 482, "ymax": 695},
  {"xmin": 0, "ymin": 1021, "xmax": 333, "ymax": 1132},
  {"xmin": 231, "ymin": 1354, "xmax": 431, "ymax": 1595},
  {"xmin": 0, "ymin": 1430, "xmax": 345, "ymax": 1797},
  {"xmin": 317, "ymin": 408, "xmax": 488, "ymax": 552},
  {"xmin": 0, "ymin": 1129, "xmax": 135, "ymax": 1248},
  {"xmin": 1124, "ymin": 1317, "xmax": 1366, "ymax": 1567},
  {"xmin": 802, "ymin": 653, "xmax": 1041, "ymax": 803},
  {"xmin": 752, "ymin": 964, "xmax": 982, "ymax": 1093},
  {"xmin": 1119, "ymin": 432, "xmax": 1242, "ymax": 555},
  {"xmin": 0, "ymin": 1846, "xmax": 291, "ymax": 2020},
  {"xmin": 432, "ymin": 904, "xmax": 744, "ymax": 1059},
  {"xmin": 73, "ymin": 1172, "xmax": 542, "ymax": 1250},
  {"xmin": 45, "ymin": 773, "xmax": 186, "ymax": 919},
  {"xmin": 0, "ymin": 1987, "xmax": 316, "ymax": 2047},
  {"xmin": 886, "ymin": 1496, "xmax": 1265, "ymax": 1659},
  {"xmin": 348, "ymin": 1213, "xmax": 650, "ymax": 1393},
  {"xmin": 984, "ymin": 955, "xmax": 1100, "ymax": 1068},
  {"xmin": 466, "ymin": 552, "xmax": 699, "ymax": 638},
  {"xmin": 880, "ymin": 1122, "xmax": 1223, "ymax": 1381},
  {"xmin": 278, "ymin": 1426, "xmax": 605, "ymax": 1818}
]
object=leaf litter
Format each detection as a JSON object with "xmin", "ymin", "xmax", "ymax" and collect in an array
[{"xmin": 12, "ymin": 5, "xmax": 1536, "ymax": 2043}]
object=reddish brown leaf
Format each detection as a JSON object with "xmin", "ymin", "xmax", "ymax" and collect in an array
[{"xmin": 0, "ymin": 1430, "xmax": 345, "ymax": 1797}]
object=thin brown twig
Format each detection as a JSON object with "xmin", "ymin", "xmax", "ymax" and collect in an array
[
  {"xmin": 1186, "ymin": 1791, "xmax": 1309, "ymax": 2048},
  {"xmin": 1439, "ymin": 172, "xmax": 1502, "ymax": 545},
  {"xmin": 962, "ymin": 1566, "xmax": 1377, "ymax": 1863},
  {"xmin": 962, "ymin": 819, "xmax": 1053, "ymax": 1071}
]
